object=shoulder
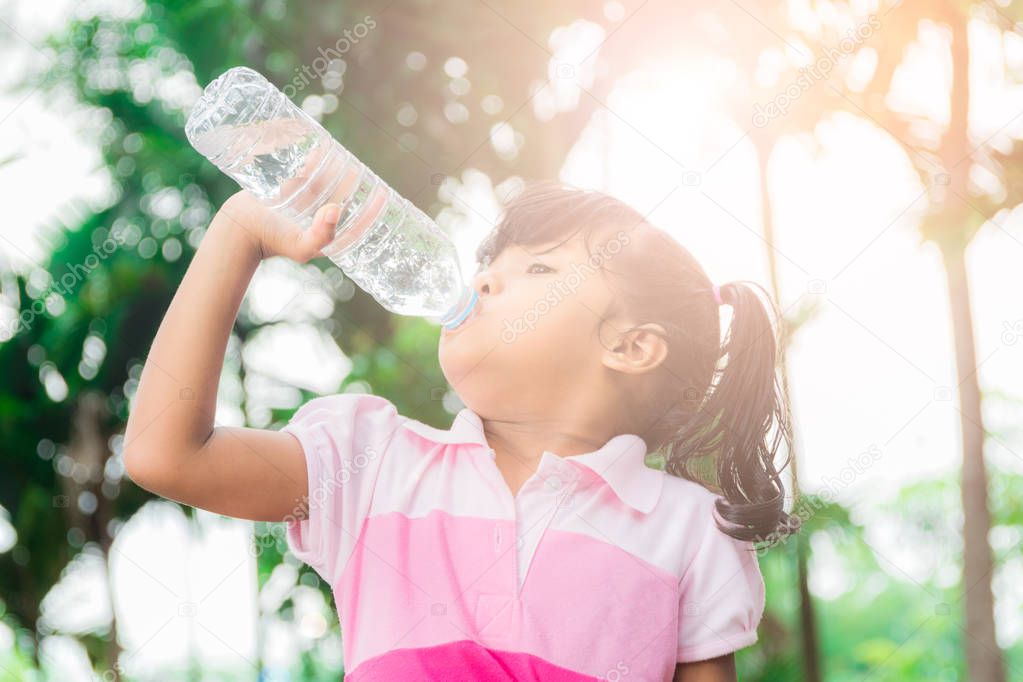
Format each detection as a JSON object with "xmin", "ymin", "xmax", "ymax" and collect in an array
[
  {"xmin": 289, "ymin": 392, "xmax": 399, "ymax": 419},
  {"xmin": 658, "ymin": 471, "xmax": 722, "ymax": 520},
  {"xmin": 656, "ymin": 472, "xmax": 757, "ymax": 571},
  {"xmin": 282, "ymin": 393, "xmax": 407, "ymax": 450}
]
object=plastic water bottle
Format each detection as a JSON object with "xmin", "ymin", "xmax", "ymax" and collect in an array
[{"xmin": 184, "ymin": 66, "xmax": 477, "ymax": 329}]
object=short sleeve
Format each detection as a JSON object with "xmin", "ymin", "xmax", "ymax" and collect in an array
[
  {"xmin": 676, "ymin": 500, "xmax": 766, "ymax": 663},
  {"xmin": 280, "ymin": 392, "xmax": 401, "ymax": 588}
]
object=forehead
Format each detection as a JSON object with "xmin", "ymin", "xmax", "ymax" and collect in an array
[{"xmin": 496, "ymin": 227, "xmax": 616, "ymax": 260}]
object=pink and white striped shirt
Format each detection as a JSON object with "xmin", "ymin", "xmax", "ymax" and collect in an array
[{"xmin": 283, "ymin": 393, "xmax": 764, "ymax": 681}]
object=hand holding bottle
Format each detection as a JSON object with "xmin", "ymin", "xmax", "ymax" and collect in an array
[{"xmin": 219, "ymin": 189, "xmax": 342, "ymax": 263}]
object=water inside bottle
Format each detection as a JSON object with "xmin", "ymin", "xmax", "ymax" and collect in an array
[
  {"xmin": 190, "ymin": 118, "xmax": 325, "ymax": 202},
  {"xmin": 186, "ymin": 67, "xmax": 478, "ymax": 328}
]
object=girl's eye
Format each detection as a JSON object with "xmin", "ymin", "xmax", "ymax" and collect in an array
[{"xmin": 527, "ymin": 262, "xmax": 554, "ymax": 274}]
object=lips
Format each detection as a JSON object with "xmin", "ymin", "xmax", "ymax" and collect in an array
[{"xmin": 443, "ymin": 304, "xmax": 483, "ymax": 336}]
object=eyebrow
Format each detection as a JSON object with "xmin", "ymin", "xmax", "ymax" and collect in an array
[
  {"xmin": 532, "ymin": 242, "xmax": 565, "ymax": 255},
  {"xmin": 517, "ymin": 241, "xmax": 567, "ymax": 259},
  {"xmin": 478, "ymin": 245, "xmax": 562, "ymax": 270}
]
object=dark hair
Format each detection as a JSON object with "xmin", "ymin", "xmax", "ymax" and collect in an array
[{"xmin": 476, "ymin": 180, "xmax": 796, "ymax": 545}]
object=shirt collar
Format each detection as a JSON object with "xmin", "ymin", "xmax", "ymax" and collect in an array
[{"xmin": 400, "ymin": 407, "xmax": 664, "ymax": 514}]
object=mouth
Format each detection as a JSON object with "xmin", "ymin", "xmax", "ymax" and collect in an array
[{"xmin": 442, "ymin": 304, "xmax": 483, "ymax": 336}]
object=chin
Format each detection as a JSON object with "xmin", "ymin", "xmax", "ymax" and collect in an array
[
  {"xmin": 438, "ymin": 340, "xmax": 487, "ymax": 391},
  {"xmin": 438, "ymin": 331, "xmax": 513, "ymax": 406}
]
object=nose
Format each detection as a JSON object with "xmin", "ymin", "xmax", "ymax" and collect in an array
[{"xmin": 472, "ymin": 268, "xmax": 501, "ymax": 298}]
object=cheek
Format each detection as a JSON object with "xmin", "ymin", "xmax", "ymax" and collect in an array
[
  {"xmin": 437, "ymin": 290, "xmax": 599, "ymax": 373},
  {"xmin": 500, "ymin": 308, "xmax": 596, "ymax": 367}
]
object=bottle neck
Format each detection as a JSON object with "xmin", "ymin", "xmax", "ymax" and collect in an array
[{"xmin": 440, "ymin": 287, "xmax": 479, "ymax": 329}]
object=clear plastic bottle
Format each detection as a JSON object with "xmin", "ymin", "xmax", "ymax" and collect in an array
[{"xmin": 184, "ymin": 66, "xmax": 477, "ymax": 329}]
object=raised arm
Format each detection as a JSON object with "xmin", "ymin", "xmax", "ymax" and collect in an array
[{"xmin": 122, "ymin": 191, "xmax": 340, "ymax": 522}]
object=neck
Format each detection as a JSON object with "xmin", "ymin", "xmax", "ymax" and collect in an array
[{"xmin": 481, "ymin": 394, "xmax": 617, "ymax": 465}]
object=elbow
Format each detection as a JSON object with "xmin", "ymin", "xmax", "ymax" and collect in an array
[
  {"xmin": 123, "ymin": 418, "xmax": 156, "ymax": 488},
  {"xmin": 122, "ymin": 447, "xmax": 159, "ymax": 491},
  {"xmin": 122, "ymin": 418, "xmax": 196, "ymax": 493},
  {"xmin": 122, "ymin": 447, "xmax": 181, "ymax": 496}
]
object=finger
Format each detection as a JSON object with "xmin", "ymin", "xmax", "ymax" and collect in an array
[{"xmin": 293, "ymin": 203, "xmax": 341, "ymax": 262}]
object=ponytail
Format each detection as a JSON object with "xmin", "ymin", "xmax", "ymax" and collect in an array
[{"xmin": 663, "ymin": 280, "xmax": 796, "ymax": 545}]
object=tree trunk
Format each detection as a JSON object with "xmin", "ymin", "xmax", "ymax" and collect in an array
[
  {"xmin": 70, "ymin": 392, "xmax": 122, "ymax": 681},
  {"xmin": 939, "ymin": 7, "xmax": 1006, "ymax": 680},
  {"xmin": 750, "ymin": 133, "xmax": 821, "ymax": 682},
  {"xmin": 941, "ymin": 242, "xmax": 1005, "ymax": 682},
  {"xmin": 795, "ymin": 535, "xmax": 821, "ymax": 682}
]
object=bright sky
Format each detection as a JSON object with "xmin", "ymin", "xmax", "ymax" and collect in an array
[{"xmin": 2, "ymin": 1, "xmax": 1023, "ymax": 677}]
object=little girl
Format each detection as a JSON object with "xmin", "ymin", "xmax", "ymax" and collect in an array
[{"xmin": 124, "ymin": 180, "xmax": 794, "ymax": 682}]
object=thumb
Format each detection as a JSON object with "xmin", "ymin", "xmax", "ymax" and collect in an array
[{"xmin": 292, "ymin": 203, "xmax": 341, "ymax": 263}]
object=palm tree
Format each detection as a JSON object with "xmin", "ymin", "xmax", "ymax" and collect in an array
[{"xmin": 776, "ymin": 1, "xmax": 1008, "ymax": 677}]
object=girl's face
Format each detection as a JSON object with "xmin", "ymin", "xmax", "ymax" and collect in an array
[{"xmin": 438, "ymin": 231, "xmax": 624, "ymax": 420}]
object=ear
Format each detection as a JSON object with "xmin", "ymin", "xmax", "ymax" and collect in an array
[{"xmin": 601, "ymin": 322, "xmax": 668, "ymax": 375}]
